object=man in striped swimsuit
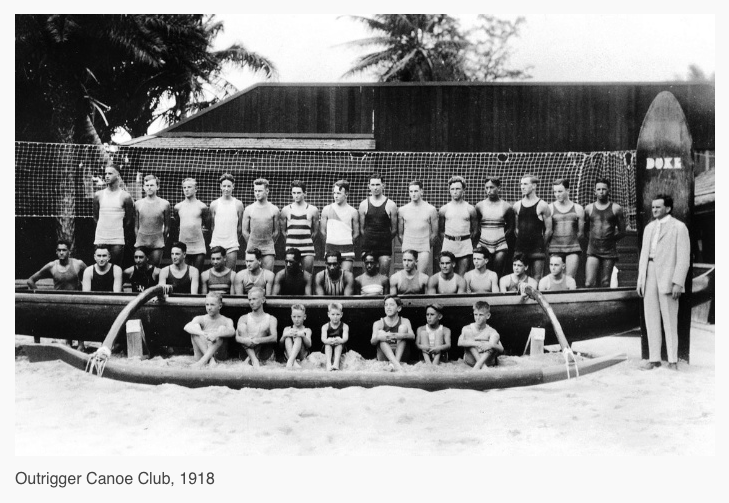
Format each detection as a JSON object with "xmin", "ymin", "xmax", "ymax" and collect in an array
[
  {"xmin": 475, "ymin": 176, "xmax": 515, "ymax": 277},
  {"xmin": 314, "ymin": 251, "xmax": 354, "ymax": 296},
  {"xmin": 201, "ymin": 246, "xmax": 236, "ymax": 294},
  {"xmin": 280, "ymin": 180, "xmax": 319, "ymax": 274},
  {"xmin": 320, "ymin": 180, "xmax": 359, "ymax": 272}
]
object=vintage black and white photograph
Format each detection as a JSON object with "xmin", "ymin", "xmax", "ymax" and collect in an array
[{"xmin": 14, "ymin": 9, "xmax": 717, "ymax": 481}]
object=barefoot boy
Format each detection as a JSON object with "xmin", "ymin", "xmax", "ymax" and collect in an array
[
  {"xmin": 235, "ymin": 287, "xmax": 277, "ymax": 368},
  {"xmin": 415, "ymin": 302, "xmax": 451, "ymax": 365},
  {"xmin": 280, "ymin": 304, "xmax": 312, "ymax": 369},
  {"xmin": 370, "ymin": 295, "xmax": 415, "ymax": 371},
  {"xmin": 321, "ymin": 302, "xmax": 349, "ymax": 371},
  {"xmin": 184, "ymin": 292, "xmax": 235, "ymax": 368},
  {"xmin": 458, "ymin": 301, "xmax": 504, "ymax": 369}
]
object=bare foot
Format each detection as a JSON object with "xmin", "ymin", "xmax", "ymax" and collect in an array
[
  {"xmin": 326, "ymin": 363, "xmax": 332, "ymax": 371},
  {"xmin": 209, "ymin": 357, "xmax": 218, "ymax": 367},
  {"xmin": 294, "ymin": 361, "xmax": 301, "ymax": 369}
]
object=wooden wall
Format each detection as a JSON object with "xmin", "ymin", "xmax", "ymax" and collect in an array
[{"xmin": 167, "ymin": 82, "xmax": 714, "ymax": 152}]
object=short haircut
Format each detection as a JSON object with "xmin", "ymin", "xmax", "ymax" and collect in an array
[
  {"xmin": 440, "ymin": 251, "xmax": 456, "ymax": 263},
  {"xmin": 473, "ymin": 300, "xmax": 491, "ymax": 313},
  {"xmin": 246, "ymin": 248, "xmax": 263, "ymax": 260},
  {"xmin": 325, "ymin": 250, "xmax": 342, "ymax": 262},
  {"xmin": 384, "ymin": 295, "xmax": 403, "ymax": 307},
  {"xmin": 134, "ymin": 246, "xmax": 150, "ymax": 256},
  {"xmin": 285, "ymin": 248, "xmax": 302, "ymax": 262},
  {"xmin": 143, "ymin": 174, "xmax": 159, "ymax": 186},
  {"xmin": 408, "ymin": 180, "xmax": 423, "ymax": 189},
  {"xmin": 333, "ymin": 179, "xmax": 350, "ymax": 193},
  {"xmin": 361, "ymin": 250, "xmax": 376, "ymax": 262},
  {"xmin": 402, "ymin": 249, "xmax": 419, "ymax": 260},
  {"xmin": 291, "ymin": 304, "xmax": 306, "ymax": 313},
  {"xmin": 94, "ymin": 244, "xmax": 110, "ymax": 253},
  {"xmin": 653, "ymin": 193, "xmax": 674, "ymax": 210},
  {"xmin": 553, "ymin": 178, "xmax": 570, "ymax": 189},
  {"xmin": 56, "ymin": 239, "xmax": 71, "ymax": 249},
  {"xmin": 595, "ymin": 177, "xmax": 611, "ymax": 188},
  {"xmin": 290, "ymin": 180, "xmax": 307, "ymax": 192},
  {"xmin": 484, "ymin": 176, "xmax": 502, "ymax": 187},
  {"xmin": 219, "ymin": 173, "xmax": 235, "ymax": 184},
  {"xmin": 206, "ymin": 291, "xmax": 224, "ymax": 304},
  {"xmin": 512, "ymin": 252, "xmax": 527, "ymax": 265},
  {"xmin": 248, "ymin": 286, "xmax": 265, "ymax": 297},
  {"xmin": 521, "ymin": 174, "xmax": 539, "ymax": 184},
  {"xmin": 549, "ymin": 252, "xmax": 566, "ymax": 264},
  {"xmin": 369, "ymin": 172, "xmax": 383, "ymax": 183},
  {"xmin": 106, "ymin": 164, "xmax": 121, "ymax": 175},
  {"xmin": 210, "ymin": 246, "xmax": 226, "ymax": 257},
  {"xmin": 448, "ymin": 175, "xmax": 466, "ymax": 190},
  {"xmin": 328, "ymin": 302, "xmax": 343, "ymax": 312},
  {"xmin": 253, "ymin": 178, "xmax": 269, "ymax": 189},
  {"xmin": 182, "ymin": 177, "xmax": 197, "ymax": 187},
  {"xmin": 171, "ymin": 241, "xmax": 187, "ymax": 253},
  {"xmin": 472, "ymin": 246, "xmax": 491, "ymax": 260},
  {"xmin": 426, "ymin": 302, "xmax": 444, "ymax": 314}
]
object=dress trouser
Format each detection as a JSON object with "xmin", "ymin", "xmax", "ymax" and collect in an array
[{"xmin": 644, "ymin": 261, "xmax": 679, "ymax": 363}]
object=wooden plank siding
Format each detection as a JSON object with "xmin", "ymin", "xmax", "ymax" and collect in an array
[{"xmin": 163, "ymin": 82, "xmax": 714, "ymax": 152}]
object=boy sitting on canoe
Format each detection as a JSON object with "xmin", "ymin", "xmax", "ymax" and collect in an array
[
  {"xmin": 184, "ymin": 292, "xmax": 235, "ymax": 368},
  {"xmin": 415, "ymin": 302, "xmax": 451, "ymax": 365},
  {"xmin": 280, "ymin": 304, "xmax": 312, "ymax": 369},
  {"xmin": 236, "ymin": 287, "xmax": 278, "ymax": 368},
  {"xmin": 458, "ymin": 301, "xmax": 504, "ymax": 369},
  {"xmin": 321, "ymin": 302, "xmax": 349, "ymax": 371},
  {"xmin": 370, "ymin": 295, "xmax": 415, "ymax": 371}
]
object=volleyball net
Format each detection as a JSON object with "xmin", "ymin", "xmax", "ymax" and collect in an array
[{"xmin": 15, "ymin": 141, "xmax": 637, "ymax": 229}]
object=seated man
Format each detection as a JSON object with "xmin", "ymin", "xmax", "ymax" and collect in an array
[
  {"xmin": 82, "ymin": 244, "xmax": 123, "ymax": 293},
  {"xmin": 355, "ymin": 250, "xmax": 390, "ymax": 295},
  {"xmin": 184, "ymin": 292, "xmax": 235, "ymax": 368},
  {"xmin": 499, "ymin": 252, "xmax": 538, "ymax": 294},
  {"xmin": 390, "ymin": 249, "xmax": 429, "ymax": 295},
  {"xmin": 458, "ymin": 300, "xmax": 504, "ymax": 369},
  {"xmin": 235, "ymin": 287, "xmax": 277, "ymax": 368},
  {"xmin": 201, "ymin": 246, "xmax": 236, "ymax": 294},
  {"xmin": 463, "ymin": 246, "xmax": 500, "ymax": 293},
  {"xmin": 538, "ymin": 253, "xmax": 577, "ymax": 291},
  {"xmin": 280, "ymin": 304, "xmax": 312, "ymax": 369},
  {"xmin": 27, "ymin": 239, "xmax": 86, "ymax": 291},
  {"xmin": 426, "ymin": 251, "xmax": 466, "ymax": 294},
  {"xmin": 158, "ymin": 241, "xmax": 200, "ymax": 294},
  {"xmin": 272, "ymin": 248, "xmax": 312, "ymax": 295},
  {"xmin": 415, "ymin": 302, "xmax": 451, "ymax": 364},
  {"xmin": 233, "ymin": 247, "xmax": 275, "ymax": 295},
  {"xmin": 370, "ymin": 295, "xmax": 415, "ymax": 371},
  {"xmin": 314, "ymin": 251, "xmax": 354, "ymax": 296},
  {"xmin": 123, "ymin": 246, "xmax": 160, "ymax": 293}
]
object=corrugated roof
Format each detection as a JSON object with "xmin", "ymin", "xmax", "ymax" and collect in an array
[{"xmin": 695, "ymin": 168, "xmax": 715, "ymax": 207}]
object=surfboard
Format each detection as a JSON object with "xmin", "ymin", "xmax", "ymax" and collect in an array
[{"xmin": 635, "ymin": 91, "xmax": 693, "ymax": 362}]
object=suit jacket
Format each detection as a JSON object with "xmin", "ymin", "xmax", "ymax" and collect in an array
[{"xmin": 637, "ymin": 215, "xmax": 690, "ymax": 294}]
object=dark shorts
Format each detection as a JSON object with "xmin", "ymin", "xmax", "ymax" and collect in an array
[{"xmin": 362, "ymin": 236, "xmax": 392, "ymax": 259}]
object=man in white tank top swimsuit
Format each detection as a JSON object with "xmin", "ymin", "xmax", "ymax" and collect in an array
[
  {"xmin": 475, "ymin": 176, "xmax": 515, "ymax": 277},
  {"xmin": 439, "ymin": 176, "xmax": 478, "ymax": 277},
  {"xmin": 320, "ymin": 180, "xmax": 359, "ymax": 272},
  {"xmin": 280, "ymin": 180, "xmax": 319, "ymax": 274},
  {"xmin": 174, "ymin": 178, "xmax": 209, "ymax": 271},
  {"xmin": 134, "ymin": 174, "xmax": 170, "ymax": 267},
  {"xmin": 242, "ymin": 178, "xmax": 279, "ymax": 271},
  {"xmin": 210, "ymin": 173, "xmax": 245, "ymax": 271},
  {"xmin": 398, "ymin": 180, "xmax": 438, "ymax": 275},
  {"xmin": 235, "ymin": 287, "xmax": 277, "ymax": 368},
  {"xmin": 93, "ymin": 165, "xmax": 134, "ymax": 266}
]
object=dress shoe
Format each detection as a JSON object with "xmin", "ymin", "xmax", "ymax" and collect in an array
[
  {"xmin": 639, "ymin": 360, "xmax": 661, "ymax": 370},
  {"xmin": 667, "ymin": 362, "xmax": 678, "ymax": 371}
]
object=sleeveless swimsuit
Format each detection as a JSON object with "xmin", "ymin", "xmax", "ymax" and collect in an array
[
  {"xmin": 549, "ymin": 203, "xmax": 581, "ymax": 254},
  {"xmin": 239, "ymin": 269, "xmax": 269, "ymax": 294},
  {"xmin": 362, "ymin": 198, "xmax": 392, "ymax": 258},
  {"xmin": 95, "ymin": 189, "xmax": 126, "ymax": 245},
  {"xmin": 323, "ymin": 323, "xmax": 347, "ymax": 353},
  {"xmin": 442, "ymin": 202, "xmax": 473, "ymax": 258},
  {"xmin": 360, "ymin": 281, "xmax": 385, "ymax": 296},
  {"xmin": 210, "ymin": 198, "xmax": 240, "ymax": 252},
  {"xmin": 177, "ymin": 200, "xmax": 207, "ymax": 255},
  {"xmin": 325, "ymin": 205, "xmax": 355, "ymax": 259},
  {"xmin": 323, "ymin": 270, "xmax": 345, "ymax": 296},
  {"xmin": 478, "ymin": 200, "xmax": 509, "ymax": 253},
  {"xmin": 90, "ymin": 266, "xmax": 115, "ymax": 292},
  {"xmin": 246, "ymin": 202, "xmax": 278, "ymax": 256},
  {"xmin": 130, "ymin": 264, "xmax": 156, "ymax": 292},
  {"xmin": 381, "ymin": 317, "xmax": 402, "ymax": 351},
  {"xmin": 587, "ymin": 204, "xmax": 619, "ymax": 259},
  {"xmin": 437, "ymin": 274, "xmax": 458, "ymax": 294},
  {"xmin": 401, "ymin": 203, "xmax": 434, "ymax": 253},
  {"xmin": 167, "ymin": 266, "xmax": 192, "ymax": 293},
  {"xmin": 207, "ymin": 269, "xmax": 233, "ymax": 293},
  {"xmin": 279, "ymin": 270, "xmax": 308, "ymax": 295},
  {"xmin": 285, "ymin": 204, "xmax": 315, "ymax": 257},
  {"xmin": 392, "ymin": 271, "xmax": 427, "ymax": 294},
  {"xmin": 50, "ymin": 260, "xmax": 82, "ymax": 290},
  {"xmin": 515, "ymin": 199, "xmax": 545, "ymax": 258},
  {"xmin": 134, "ymin": 197, "xmax": 167, "ymax": 249}
]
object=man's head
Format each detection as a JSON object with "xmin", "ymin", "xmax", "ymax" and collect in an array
[
  {"xmin": 253, "ymin": 178, "xmax": 269, "ymax": 202},
  {"xmin": 327, "ymin": 302, "xmax": 343, "ymax": 324},
  {"xmin": 594, "ymin": 178, "xmax": 611, "ymax": 202},
  {"xmin": 324, "ymin": 251, "xmax": 342, "ymax": 277},
  {"xmin": 408, "ymin": 180, "xmax": 423, "ymax": 203},
  {"xmin": 548, "ymin": 253, "xmax": 566, "ymax": 278},
  {"xmin": 512, "ymin": 252, "xmax": 528, "ymax": 276},
  {"xmin": 520, "ymin": 174, "xmax": 539, "ymax": 196},
  {"xmin": 94, "ymin": 245, "xmax": 111, "ymax": 267},
  {"xmin": 219, "ymin": 173, "xmax": 235, "ymax": 197},
  {"xmin": 290, "ymin": 304, "xmax": 307, "ymax": 326},
  {"xmin": 143, "ymin": 174, "xmax": 159, "ymax": 197},
  {"xmin": 290, "ymin": 180, "xmax": 307, "ymax": 203},
  {"xmin": 104, "ymin": 165, "xmax": 121, "ymax": 186},
  {"xmin": 651, "ymin": 193, "xmax": 673, "ymax": 220},
  {"xmin": 484, "ymin": 176, "xmax": 502, "ymax": 201},
  {"xmin": 56, "ymin": 240, "xmax": 71, "ymax": 260},
  {"xmin": 362, "ymin": 251, "xmax": 378, "ymax": 275},
  {"xmin": 134, "ymin": 246, "xmax": 150, "ymax": 267},
  {"xmin": 472, "ymin": 246, "xmax": 491, "ymax": 270},
  {"xmin": 383, "ymin": 295, "xmax": 403, "ymax": 317},
  {"xmin": 170, "ymin": 241, "xmax": 187, "ymax": 265},
  {"xmin": 552, "ymin": 178, "xmax": 570, "ymax": 202},
  {"xmin": 247, "ymin": 286, "xmax": 266, "ymax": 310},
  {"xmin": 473, "ymin": 300, "xmax": 492, "ymax": 326},
  {"xmin": 425, "ymin": 302, "xmax": 444, "ymax": 327},
  {"xmin": 332, "ymin": 180, "xmax": 349, "ymax": 204},
  {"xmin": 402, "ymin": 250, "xmax": 418, "ymax": 273},
  {"xmin": 439, "ymin": 251, "xmax": 456, "ymax": 275},
  {"xmin": 210, "ymin": 246, "xmax": 227, "ymax": 271},
  {"xmin": 368, "ymin": 173, "xmax": 384, "ymax": 197},
  {"xmin": 284, "ymin": 248, "xmax": 302, "ymax": 273},
  {"xmin": 205, "ymin": 292, "xmax": 223, "ymax": 316},
  {"xmin": 448, "ymin": 176, "xmax": 466, "ymax": 201},
  {"xmin": 182, "ymin": 178, "xmax": 197, "ymax": 199},
  {"xmin": 245, "ymin": 248, "xmax": 263, "ymax": 272}
]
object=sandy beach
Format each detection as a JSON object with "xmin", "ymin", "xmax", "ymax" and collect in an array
[{"xmin": 15, "ymin": 324, "xmax": 714, "ymax": 456}]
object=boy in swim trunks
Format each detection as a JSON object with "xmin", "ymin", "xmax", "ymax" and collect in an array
[
  {"xmin": 583, "ymin": 178, "xmax": 626, "ymax": 287},
  {"xmin": 174, "ymin": 178, "xmax": 209, "ymax": 271},
  {"xmin": 426, "ymin": 251, "xmax": 466, "ymax": 294},
  {"xmin": 209, "ymin": 173, "xmax": 245, "ymax": 271},
  {"xmin": 320, "ymin": 180, "xmax": 359, "ymax": 272},
  {"xmin": 475, "ymin": 176, "xmax": 515, "ymax": 277},
  {"xmin": 280, "ymin": 304, "xmax": 312, "ymax": 369},
  {"xmin": 458, "ymin": 300, "xmax": 503, "ymax": 369},
  {"xmin": 359, "ymin": 173, "xmax": 398, "ymax": 276},
  {"xmin": 355, "ymin": 250, "xmax": 389, "ymax": 295},
  {"xmin": 513, "ymin": 174, "xmax": 552, "ymax": 283},
  {"xmin": 439, "ymin": 176, "xmax": 478, "ymax": 277},
  {"xmin": 184, "ymin": 292, "xmax": 235, "ymax": 368},
  {"xmin": 370, "ymin": 295, "xmax": 415, "ymax": 371},
  {"xmin": 134, "ymin": 174, "xmax": 171, "ymax": 267},
  {"xmin": 415, "ymin": 302, "xmax": 451, "ymax": 365},
  {"xmin": 242, "ymin": 178, "xmax": 279, "ymax": 271},
  {"xmin": 279, "ymin": 180, "xmax": 319, "ymax": 274},
  {"xmin": 236, "ymin": 287, "xmax": 277, "ymax": 368},
  {"xmin": 321, "ymin": 302, "xmax": 349, "ymax": 371},
  {"xmin": 398, "ymin": 180, "xmax": 438, "ymax": 275}
]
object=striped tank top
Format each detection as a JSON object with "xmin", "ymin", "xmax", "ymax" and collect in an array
[
  {"xmin": 285, "ymin": 204, "xmax": 315, "ymax": 256},
  {"xmin": 478, "ymin": 200, "xmax": 509, "ymax": 253},
  {"xmin": 207, "ymin": 269, "xmax": 232, "ymax": 293},
  {"xmin": 323, "ymin": 270, "xmax": 344, "ymax": 296}
]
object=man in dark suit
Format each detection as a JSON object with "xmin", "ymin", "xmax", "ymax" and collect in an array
[{"xmin": 636, "ymin": 194, "xmax": 690, "ymax": 370}]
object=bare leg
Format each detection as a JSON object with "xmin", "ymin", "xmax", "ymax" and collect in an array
[
  {"xmin": 302, "ymin": 255, "xmax": 315, "ymax": 275},
  {"xmin": 284, "ymin": 338, "xmax": 303, "ymax": 368},
  {"xmin": 148, "ymin": 248, "xmax": 164, "ymax": 268},
  {"xmin": 261, "ymin": 255, "xmax": 275, "ymax": 272},
  {"xmin": 341, "ymin": 260, "xmax": 354, "ymax": 272},
  {"xmin": 490, "ymin": 250, "xmax": 508, "ymax": 277},
  {"xmin": 466, "ymin": 347, "xmax": 481, "ymax": 367},
  {"xmin": 378, "ymin": 255, "xmax": 392, "ymax": 276},
  {"xmin": 473, "ymin": 350, "xmax": 494, "ymax": 370},
  {"xmin": 565, "ymin": 253, "xmax": 580, "ymax": 280},
  {"xmin": 432, "ymin": 352, "xmax": 441, "ymax": 365},
  {"xmin": 531, "ymin": 259, "xmax": 545, "ymax": 283},
  {"xmin": 332, "ymin": 345, "xmax": 343, "ymax": 369},
  {"xmin": 191, "ymin": 335, "xmax": 204, "ymax": 360},
  {"xmin": 455, "ymin": 255, "xmax": 471, "ymax": 277},
  {"xmin": 244, "ymin": 346, "xmax": 261, "ymax": 368},
  {"xmin": 422, "ymin": 352, "xmax": 432, "ymax": 364},
  {"xmin": 599, "ymin": 258, "xmax": 616, "ymax": 288},
  {"xmin": 394, "ymin": 340, "xmax": 407, "ymax": 363},
  {"xmin": 108, "ymin": 245, "xmax": 125, "ymax": 267},
  {"xmin": 584, "ymin": 256, "xmax": 600, "ymax": 287},
  {"xmin": 417, "ymin": 250, "xmax": 433, "ymax": 276},
  {"xmin": 324, "ymin": 345, "xmax": 333, "ymax": 370},
  {"xmin": 378, "ymin": 342, "xmax": 403, "ymax": 371},
  {"xmin": 192, "ymin": 338, "xmax": 224, "ymax": 367}
]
